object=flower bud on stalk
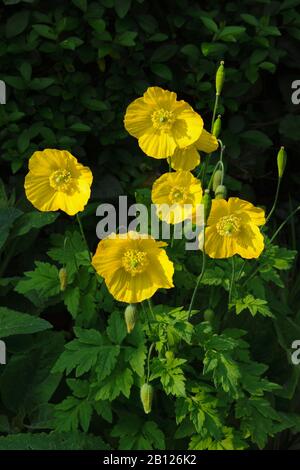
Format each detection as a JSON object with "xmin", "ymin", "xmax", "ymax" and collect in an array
[
  {"xmin": 213, "ymin": 115, "xmax": 222, "ymax": 138},
  {"xmin": 213, "ymin": 169, "xmax": 223, "ymax": 192},
  {"xmin": 140, "ymin": 383, "xmax": 154, "ymax": 414},
  {"xmin": 202, "ymin": 189, "xmax": 212, "ymax": 223},
  {"xmin": 215, "ymin": 184, "xmax": 227, "ymax": 200},
  {"xmin": 216, "ymin": 61, "xmax": 225, "ymax": 96},
  {"xmin": 124, "ymin": 304, "xmax": 138, "ymax": 334},
  {"xmin": 59, "ymin": 267, "xmax": 68, "ymax": 292},
  {"xmin": 277, "ymin": 146, "xmax": 287, "ymax": 178},
  {"xmin": 204, "ymin": 308, "xmax": 215, "ymax": 322}
]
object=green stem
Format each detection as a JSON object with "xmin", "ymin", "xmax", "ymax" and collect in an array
[
  {"xmin": 146, "ymin": 342, "xmax": 155, "ymax": 383},
  {"xmin": 76, "ymin": 213, "xmax": 92, "ymax": 262},
  {"xmin": 228, "ymin": 256, "xmax": 235, "ymax": 305},
  {"xmin": 188, "ymin": 233, "xmax": 206, "ymax": 319},
  {"xmin": 266, "ymin": 177, "xmax": 281, "ymax": 224},
  {"xmin": 270, "ymin": 206, "xmax": 300, "ymax": 244},
  {"xmin": 198, "ymin": 94, "xmax": 220, "ymax": 183},
  {"xmin": 147, "ymin": 298, "xmax": 155, "ymax": 320},
  {"xmin": 236, "ymin": 259, "xmax": 246, "ymax": 282},
  {"xmin": 211, "ymin": 94, "xmax": 220, "ymax": 133}
]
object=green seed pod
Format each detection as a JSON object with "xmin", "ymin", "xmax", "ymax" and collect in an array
[
  {"xmin": 202, "ymin": 189, "xmax": 212, "ymax": 223},
  {"xmin": 216, "ymin": 61, "xmax": 225, "ymax": 96},
  {"xmin": 277, "ymin": 146, "xmax": 287, "ymax": 178},
  {"xmin": 124, "ymin": 304, "xmax": 138, "ymax": 334},
  {"xmin": 204, "ymin": 308, "xmax": 215, "ymax": 322},
  {"xmin": 140, "ymin": 383, "xmax": 154, "ymax": 414},
  {"xmin": 212, "ymin": 115, "xmax": 222, "ymax": 138},
  {"xmin": 59, "ymin": 267, "xmax": 68, "ymax": 292},
  {"xmin": 215, "ymin": 184, "xmax": 227, "ymax": 200},
  {"xmin": 212, "ymin": 169, "xmax": 223, "ymax": 192}
]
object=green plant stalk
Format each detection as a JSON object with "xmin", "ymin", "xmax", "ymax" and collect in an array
[
  {"xmin": 266, "ymin": 177, "xmax": 282, "ymax": 223},
  {"xmin": 228, "ymin": 256, "xmax": 235, "ymax": 305},
  {"xmin": 198, "ymin": 94, "xmax": 220, "ymax": 182},
  {"xmin": 146, "ymin": 342, "xmax": 155, "ymax": 383},
  {"xmin": 188, "ymin": 234, "xmax": 206, "ymax": 319},
  {"xmin": 76, "ymin": 213, "xmax": 92, "ymax": 262}
]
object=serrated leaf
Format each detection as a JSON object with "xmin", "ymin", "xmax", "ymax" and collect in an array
[{"xmin": 0, "ymin": 307, "xmax": 52, "ymax": 338}]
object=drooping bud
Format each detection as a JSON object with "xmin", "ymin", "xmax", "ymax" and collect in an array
[
  {"xmin": 202, "ymin": 189, "xmax": 212, "ymax": 223},
  {"xmin": 140, "ymin": 383, "xmax": 153, "ymax": 414},
  {"xmin": 124, "ymin": 304, "xmax": 138, "ymax": 334},
  {"xmin": 277, "ymin": 146, "xmax": 287, "ymax": 178},
  {"xmin": 204, "ymin": 308, "xmax": 215, "ymax": 322},
  {"xmin": 214, "ymin": 184, "xmax": 227, "ymax": 200},
  {"xmin": 59, "ymin": 267, "xmax": 68, "ymax": 292},
  {"xmin": 212, "ymin": 169, "xmax": 223, "ymax": 192},
  {"xmin": 216, "ymin": 61, "xmax": 225, "ymax": 96},
  {"xmin": 212, "ymin": 115, "xmax": 222, "ymax": 138}
]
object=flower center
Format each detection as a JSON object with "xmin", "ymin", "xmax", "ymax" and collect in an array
[
  {"xmin": 122, "ymin": 249, "xmax": 149, "ymax": 276},
  {"xmin": 216, "ymin": 215, "xmax": 241, "ymax": 236},
  {"xmin": 170, "ymin": 187, "xmax": 188, "ymax": 204},
  {"xmin": 49, "ymin": 170, "xmax": 72, "ymax": 192},
  {"xmin": 151, "ymin": 109, "xmax": 175, "ymax": 132}
]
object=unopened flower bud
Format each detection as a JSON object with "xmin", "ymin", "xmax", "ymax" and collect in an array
[
  {"xmin": 204, "ymin": 308, "xmax": 215, "ymax": 322},
  {"xmin": 202, "ymin": 189, "xmax": 212, "ymax": 223},
  {"xmin": 124, "ymin": 304, "xmax": 138, "ymax": 334},
  {"xmin": 277, "ymin": 146, "xmax": 287, "ymax": 178},
  {"xmin": 215, "ymin": 184, "xmax": 227, "ymax": 199},
  {"xmin": 140, "ymin": 383, "xmax": 153, "ymax": 414},
  {"xmin": 216, "ymin": 61, "xmax": 225, "ymax": 96},
  {"xmin": 213, "ymin": 115, "xmax": 222, "ymax": 138},
  {"xmin": 59, "ymin": 267, "xmax": 68, "ymax": 291},
  {"xmin": 213, "ymin": 169, "xmax": 223, "ymax": 192}
]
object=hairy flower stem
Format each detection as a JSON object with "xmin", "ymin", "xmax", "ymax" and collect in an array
[
  {"xmin": 266, "ymin": 177, "xmax": 282, "ymax": 223},
  {"xmin": 228, "ymin": 256, "xmax": 235, "ymax": 305},
  {"xmin": 146, "ymin": 343, "xmax": 155, "ymax": 383},
  {"xmin": 199, "ymin": 94, "xmax": 220, "ymax": 183},
  {"xmin": 188, "ymin": 236, "xmax": 206, "ymax": 319},
  {"xmin": 76, "ymin": 213, "xmax": 92, "ymax": 263}
]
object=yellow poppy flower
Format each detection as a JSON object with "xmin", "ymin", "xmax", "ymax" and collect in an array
[
  {"xmin": 92, "ymin": 231, "xmax": 174, "ymax": 304},
  {"xmin": 152, "ymin": 171, "xmax": 202, "ymax": 224},
  {"xmin": 25, "ymin": 149, "xmax": 93, "ymax": 216},
  {"xmin": 124, "ymin": 86, "xmax": 203, "ymax": 159},
  {"xmin": 171, "ymin": 129, "xmax": 219, "ymax": 171},
  {"xmin": 204, "ymin": 197, "xmax": 265, "ymax": 259}
]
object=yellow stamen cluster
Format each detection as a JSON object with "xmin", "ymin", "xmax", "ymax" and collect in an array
[
  {"xmin": 49, "ymin": 170, "xmax": 72, "ymax": 192},
  {"xmin": 170, "ymin": 187, "xmax": 188, "ymax": 204},
  {"xmin": 122, "ymin": 249, "xmax": 149, "ymax": 276},
  {"xmin": 216, "ymin": 215, "xmax": 240, "ymax": 236},
  {"xmin": 151, "ymin": 109, "xmax": 175, "ymax": 131}
]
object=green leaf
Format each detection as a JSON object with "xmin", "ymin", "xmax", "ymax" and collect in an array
[
  {"xmin": 32, "ymin": 24, "xmax": 57, "ymax": 40},
  {"xmin": 241, "ymin": 130, "xmax": 273, "ymax": 148},
  {"xmin": 107, "ymin": 311, "xmax": 127, "ymax": 344},
  {"xmin": 5, "ymin": 11, "xmax": 30, "ymax": 38},
  {"xmin": 60, "ymin": 37, "xmax": 84, "ymax": 50},
  {"xmin": 114, "ymin": 0, "xmax": 131, "ymax": 18},
  {"xmin": 151, "ymin": 44, "xmax": 178, "ymax": 62},
  {"xmin": 0, "ymin": 207, "xmax": 23, "ymax": 249},
  {"xmin": 201, "ymin": 42, "xmax": 227, "ymax": 57},
  {"xmin": 52, "ymin": 328, "xmax": 120, "ymax": 379},
  {"xmin": 234, "ymin": 295, "xmax": 273, "ymax": 317},
  {"xmin": 12, "ymin": 212, "xmax": 58, "ymax": 237},
  {"xmin": 200, "ymin": 16, "xmax": 219, "ymax": 33},
  {"xmin": 150, "ymin": 63, "xmax": 173, "ymax": 81},
  {"xmin": 115, "ymin": 31, "xmax": 137, "ymax": 46},
  {"xmin": 150, "ymin": 355, "xmax": 186, "ymax": 397},
  {"xmin": 64, "ymin": 287, "xmax": 81, "ymax": 318},
  {"xmin": 71, "ymin": 0, "xmax": 87, "ymax": 12},
  {"xmin": 95, "ymin": 367, "xmax": 133, "ymax": 401},
  {"xmin": 218, "ymin": 26, "xmax": 246, "ymax": 42},
  {"xmin": 15, "ymin": 262, "xmax": 60, "ymax": 298},
  {"xmin": 54, "ymin": 397, "xmax": 93, "ymax": 432},
  {"xmin": 0, "ymin": 307, "xmax": 52, "ymax": 338},
  {"xmin": 69, "ymin": 123, "xmax": 91, "ymax": 132}
]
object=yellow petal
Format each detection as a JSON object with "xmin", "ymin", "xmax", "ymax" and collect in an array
[
  {"xmin": 228, "ymin": 198, "xmax": 265, "ymax": 226},
  {"xmin": 139, "ymin": 128, "xmax": 177, "ymax": 158},
  {"xmin": 207, "ymin": 199, "xmax": 229, "ymax": 226},
  {"xmin": 172, "ymin": 103, "xmax": 203, "ymax": 148},
  {"xmin": 124, "ymin": 97, "xmax": 153, "ymax": 139},
  {"xmin": 235, "ymin": 223, "xmax": 265, "ymax": 259},
  {"xmin": 196, "ymin": 129, "xmax": 219, "ymax": 153},
  {"xmin": 171, "ymin": 145, "xmax": 200, "ymax": 171},
  {"xmin": 205, "ymin": 226, "xmax": 237, "ymax": 259}
]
